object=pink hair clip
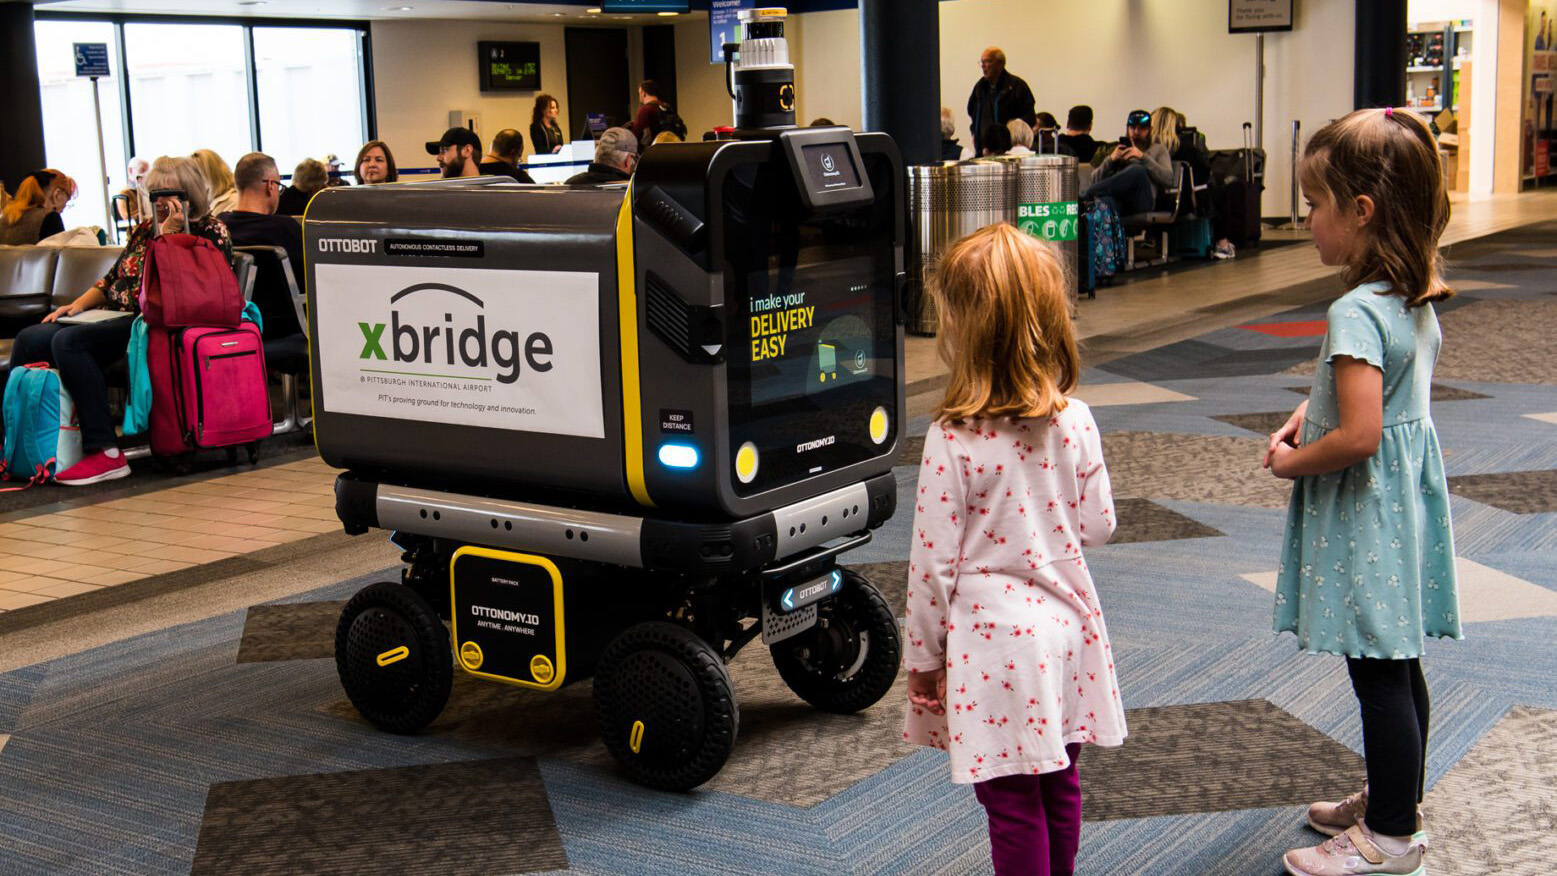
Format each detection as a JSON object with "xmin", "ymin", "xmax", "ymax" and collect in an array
[{"xmin": 1385, "ymin": 106, "xmax": 1395, "ymax": 117}]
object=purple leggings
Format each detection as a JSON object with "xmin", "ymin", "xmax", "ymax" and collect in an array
[{"xmin": 972, "ymin": 743, "xmax": 1083, "ymax": 876}]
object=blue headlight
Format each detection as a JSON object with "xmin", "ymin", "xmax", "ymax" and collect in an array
[{"xmin": 658, "ymin": 443, "xmax": 700, "ymax": 469}]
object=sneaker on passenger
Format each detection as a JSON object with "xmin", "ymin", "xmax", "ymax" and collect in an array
[
  {"xmin": 55, "ymin": 448, "xmax": 130, "ymax": 486},
  {"xmin": 1212, "ymin": 239, "xmax": 1237, "ymax": 260},
  {"xmin": 1284, "ymin": 825, "xmax": 1425, "ymax": 876},
  {"xmin": 1308, "ymin": 786, "xmax": 1428, "ymax": 845},
  {"xmin": 1308, "ymin": 786, "xmax": 1369, "ymax": 837}
]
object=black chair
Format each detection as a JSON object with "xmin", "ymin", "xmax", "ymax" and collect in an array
[
  {"xmin": 233, "ymin": 245, "xmax": 309, "ymax": 435},
  {"xmin": 1119, "ymin": 161, "xmax": 1191, "ymax": 270}
]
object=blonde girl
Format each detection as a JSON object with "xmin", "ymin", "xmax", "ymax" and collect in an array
[{"xmin": 904, "ymin": 223, "xmax": 1125, "ymax": 876}]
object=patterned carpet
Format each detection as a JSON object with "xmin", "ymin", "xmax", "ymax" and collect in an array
[{"xmin": 1, "ymin": 221, "xmax": 1556, "ymax": 875}]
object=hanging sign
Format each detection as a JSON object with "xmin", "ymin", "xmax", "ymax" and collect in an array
[
  {"xmin": 710, "ymin": 0, "xmax": 755, "ymax": 64},
  {"xmin": 1229, "ymin": 0, "xmax": 1294, "ymax": 34}
]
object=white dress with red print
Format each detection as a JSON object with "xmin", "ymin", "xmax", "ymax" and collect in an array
[{"xmin": 902, "ymin": 402, "xmax": 1128, "ymax": 783}]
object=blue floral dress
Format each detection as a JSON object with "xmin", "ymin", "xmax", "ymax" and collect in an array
[{"xmin": 1274, "ymin": 283, "xmax": 1462, "ymax": 659}]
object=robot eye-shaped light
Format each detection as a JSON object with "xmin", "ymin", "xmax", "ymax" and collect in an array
[
  {"xmin": 735, "ymin": 441, "xmax": 760, "ymax": 483},
  {"xmin": 869, "ymin": 407, "xmax": 889, "ymax": 445},
  {"xmin": 658, "ymin": 443, "xmax": 700, "ymax": 470}
]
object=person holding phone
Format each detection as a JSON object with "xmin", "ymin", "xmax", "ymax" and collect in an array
[
  {"xmin": 1081, "ymin": 109, "xmax": 1175, "ymax": 216},
  {"xmin": 3, "ymin": 155, "xmax": 233, "ymax": 485}
]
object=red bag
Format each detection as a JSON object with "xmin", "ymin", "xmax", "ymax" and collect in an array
[
  {"xmin": 147, "ymin": 323, "xmax": 272, "ymax": 457},
  {"xmin": 140, "ymin": 233, "xmax": 241, "ymax": 328}
]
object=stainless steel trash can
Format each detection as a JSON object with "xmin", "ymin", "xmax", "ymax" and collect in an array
[
  {"xmin": 979, "ymin": 154, "xmax": 1080, "ymax": 303},
  {"xmin": 906, "ymin": 160, "xmax": 1013, "ymax": 336}
]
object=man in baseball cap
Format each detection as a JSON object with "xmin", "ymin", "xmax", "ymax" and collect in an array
[
  {"xmin": 426, "ymin": 126, "xmax": 482, "ymax": 178},
  {"xmin": 1081, "ymin": 108, "xmax": 1174, "ymax": 216}
]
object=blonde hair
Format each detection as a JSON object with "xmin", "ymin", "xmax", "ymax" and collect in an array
[
  {"xmin": 1299, "ymin": 108, "xmax": 1453, "ymax": 307},
  {"xmin": 144, "ymin": 156, "xmax": 212, "ymax": 220},
  {"xmin": 652, "ymin": 130, "xmax": 684, "ymax": 145},
  {"xmin": 190, "ymin": 148, "xmax": 235, "ymax": 203},
  {"xmin": 3, "ymin": 169, "xmax": 76, "ymax": 224},
  {"xmin": 931, "ymin": 223, "xmax": 1079, "ymax": 422},
  {"xmin": 1150, "ymin": 107, "xmax": 1180, "ymax": 155}
]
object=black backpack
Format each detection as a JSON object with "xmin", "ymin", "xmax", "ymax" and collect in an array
[{"xmin": 643, "ymin": 101, "xmax": 688, "ymax": 147}]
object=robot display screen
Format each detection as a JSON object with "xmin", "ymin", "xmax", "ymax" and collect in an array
[
  {"xmin": 744, "ymin": 254, "xmax": 878, "ymax": 407},
  {"xmin": 723, "ymin": 151, "xmax": 898, "ymax": 495}
]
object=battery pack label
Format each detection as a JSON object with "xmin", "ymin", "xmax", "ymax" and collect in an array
[{"xmin": 314, "ymin": 263, "xmax": 604, "ymax": 438}]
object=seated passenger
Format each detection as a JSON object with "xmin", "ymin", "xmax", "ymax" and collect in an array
[
  {"xmin": 940, "ymin": 107, "xmax": 968, "ymax": 161},
  {"xmin": 1081, "ymin": 108, "xmax": 1173, "ymax": 216},
  {"xmin": 0, "ymin": 169, "xmax": 76, "ymax": 245},
  {"xmin": 652, "ymin": 130, "xmax": 684, "ymax": 146},
  {"xmin": 277, "ymin": 159, "xmax": 328, "ymax": 216},
  {"xmin": 1033, "ymin": 112, "xmax": 1075, "ymax": 157},
  {"xmin": 1156, "ymin": 107, "xmax": 1237, "ymax": 260},
  {"xmin": 979, "ymin": 123, "xmax": 1012, "ymax": 157},
  {"xmin": 1006, "ymin": 119, "xmax": 1035, "ymax": 155},
  {"xmin": 354, "ymin": 140, "xmax": 398, "ymax": 185},
  {"xmin": 478, "ymin": 128, "xmax": 536, "ymax": 183},
  {"xmin": 192, "ymin": 149, "xmax": 239, "ymax": 216},
  {"xmin": 218, "ymin": 152, "xmax": 304, "ymax": 339},
  {"xmin": 115, "ymin": 158, "xmax": 150, "ymax": 223},
  {"xmin": 1058, "ymin": 105, "xmax": 1101, "ymax": 166},
  {"xmin": 427, "ymin": 127, "xmax": 482, "ymax": 179},
  {"xmin": 565, "ymin": 127, "xmax": 638, "ymax": 186},
  {"xmin": 4, "ymin": 156, "xmax": 233, "ymax": 485}
]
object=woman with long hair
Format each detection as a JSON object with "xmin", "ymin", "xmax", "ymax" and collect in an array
[
  {"xmin": 191, "ymin": 149, "xmax": 239, "ymax": 216},
  {"xmin": 530, "ymin": 94, "xmax": 565, "ymax": 155},
  {"xmin": 0, "ymin": 169, "xmax": 77, "ymax": 245}
]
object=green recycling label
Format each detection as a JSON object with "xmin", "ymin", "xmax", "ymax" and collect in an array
[{"xmin": 1018, "ymin": 201, "xmax": 1080, "ymax": 242}]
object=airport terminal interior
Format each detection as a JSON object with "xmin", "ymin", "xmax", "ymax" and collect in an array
[{"xmin": 1, "ymin": 0, "xmax": 1556, "ymax": 874}]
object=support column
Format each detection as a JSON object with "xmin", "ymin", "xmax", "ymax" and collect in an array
[
  {"xmin": 859, "ymin": 0, "xmax": 939, "ymax": 167},
  {"xmin": 0, "ymin": 2, "xmax": 47, "ymax": 190},
  {"xmin": 1355, "ymin": 0, "xmax": 1407, "ymax": 109}
]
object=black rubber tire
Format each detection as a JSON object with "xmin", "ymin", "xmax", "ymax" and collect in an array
[
  {"xmin": 770, "ymin": 568, "xmax": 901, "ymax": 714},
  {"xmin": 593, "ymin": 621, "xmax": 739, "ymax": 792},
  {"xmin": 245, "ymin": 442, "xmax": 259, "ymax": 464},
  {"xmin": 224, "ymin": 446, "xmax": 238, "ymax": 465},
  {"xmin": 334, "ymin": 581, "xmax": 453, "ymax": 734}
]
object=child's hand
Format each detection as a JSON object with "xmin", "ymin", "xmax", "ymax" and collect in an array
[
  {"xmin": 1268, "ymin": 442, "xmax": 1298, "ymax": 479},
  {"xmin": 1265, "ymin": 400, "xmax": 1308, "ymax": 468},
  {"xmin": 908, "ymin": 668, "xmax": 947, "ymax": 715}
]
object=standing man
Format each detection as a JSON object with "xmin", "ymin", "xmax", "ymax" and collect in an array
[
  {"xmin": 479, "ymin": 129, "xmax": 535, "ymax": 183},
  {"xmin": 966, "ymin": 47, "xmax": 1036, "ymax": 155},
  {"xmin": 219, "ymin": 152, "xmax": 304, "ymax": 339},
  {"xmin": 426, "ymin": 127, "xmax": 482, "ymax": 178},
  {"xmin": 628, "ymin": 80, "xmax": 669, "ymax": 146}
]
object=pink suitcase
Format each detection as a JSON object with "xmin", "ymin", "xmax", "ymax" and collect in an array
[{"xmin": 148, "ymin": 323, "xmax": 273, "ymax": 460}]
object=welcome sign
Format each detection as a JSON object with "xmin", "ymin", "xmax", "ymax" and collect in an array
[{"xmin": 314, "ymin": 263, "xmax": 605, "ymax": 438}]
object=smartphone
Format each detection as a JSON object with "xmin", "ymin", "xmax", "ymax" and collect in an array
[
  {"xmin": 148, "ymin": 189, "xmax": 190, "ymax": 236},
  {"xmin": 1118, "ymin": 135, "xmax": 1131, "ymax": 146}
]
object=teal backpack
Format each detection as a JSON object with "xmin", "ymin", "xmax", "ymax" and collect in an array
[{"xmin": 2, "ymin": 364, "xmax": 84, "ymax": 487}]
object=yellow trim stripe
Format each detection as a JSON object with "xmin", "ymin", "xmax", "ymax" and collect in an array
[
  {"xmin": 630, "ymin": 720, "xmax": 646, "ymax": 754},
  {"xmin": 375, "ymin": 646, "xmax": 410, "ymax": 667},
  {"xmin": 615, "ymin": 187, "xmax": 654, "ymax": 508}
]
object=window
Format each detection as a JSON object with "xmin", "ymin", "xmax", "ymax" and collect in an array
[
  {"xmin": 124, "ymin": 23, "xmax": 254, "ymax": 170},
  {"xmin": 33, "ymin": 20, "xmax": 128, "ymax": 232},
  {"xmin": 33, "ymin": 15, "xmax": 370, "ymax": 234},
  {"xmin": 254, "ymin": 27, "xmax": 367, "ymax": 177}
]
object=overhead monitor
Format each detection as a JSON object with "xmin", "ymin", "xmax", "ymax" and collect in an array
[{"xmin": 478, "ymin": 41, "xmax": 540, "ymax": 91}]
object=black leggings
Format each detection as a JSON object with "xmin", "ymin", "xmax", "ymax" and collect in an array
[{"xmin": 1346, "ymin": 657, "xmax": 1430, "ymax": 837}]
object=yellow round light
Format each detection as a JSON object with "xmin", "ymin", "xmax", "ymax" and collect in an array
[
  {"xmin": 459, "ymin": 640, "xmax": 484, "ymax": 670},
  {"xmin": 530, "ymin": 654, "xmax": 555, "ymax": 684},
  {"xmin": 735, "ymin": 441, "xmax": 759, "ymax": 484},
  {"xmin": 869, "ymin": 407, "xmax": 889, "ymax": 445}
]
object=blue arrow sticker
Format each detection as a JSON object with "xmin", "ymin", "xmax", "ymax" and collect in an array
[{"xmin": 782, "ymin": 588, "xmax": 795, "ymax": 610}]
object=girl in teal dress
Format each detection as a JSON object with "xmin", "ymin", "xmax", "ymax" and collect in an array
[{"xmin": 1265, "ymin": 108, "xmax": 1461, "ymax": 876}]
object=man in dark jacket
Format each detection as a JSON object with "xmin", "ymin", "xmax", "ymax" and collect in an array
[
  {"xmin": 478, "ymin": 128, "xmax": 535, "ymax": 183},
  {"xmin": 966, "ymin": 47, "xmax": 1036, "ymax": 155},
  {"xmin": 564, "ymin": 127, "xmax": 638, "ymax": 186}
]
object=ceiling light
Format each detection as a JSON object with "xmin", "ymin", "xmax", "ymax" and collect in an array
[
  {"xmin": 385, "ymin": 4, "xmax": 413, "ymax": 9},
  {"xmin": 657, "ymin": 10, "xmax": 677, "ymax": 15}
]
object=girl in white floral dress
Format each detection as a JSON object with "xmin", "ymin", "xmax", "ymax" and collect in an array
[{"xmin": 903, "ymin": 223, "xmax": 1126, "ymax": 876}]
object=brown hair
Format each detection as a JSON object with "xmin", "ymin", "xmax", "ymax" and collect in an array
[
  {"xmin": 354, "ymin": 140, "xmax": 398, "ymax": 183},
  {"xmin": 531, "ymin": 93, "xmax": 558, "ymax": 128},
  {"xmin": 930, "ymin": 223, "xmax": 1079, "ymax": 422},
  {"xmin": 1298, "ymin": 107, "xmax": 1453, "ymax": 307}
]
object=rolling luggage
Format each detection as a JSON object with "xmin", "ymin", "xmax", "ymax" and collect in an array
[
  {"xmin": 147, "ymin": 322, "xmax": 271, "ymax": 462},
  {"xmin": 1223, "ymin": 123, "xmax": 1264, "ymax": 247}
]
